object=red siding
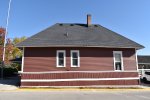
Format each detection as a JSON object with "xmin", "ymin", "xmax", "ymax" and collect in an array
[
  {"xmin": 20, "ymin": 72, "xmax": 139, "ymax": 86},
  {"xmin": 21, "ymin": 80, "xmax": 139, "ymax": 86},
  {"xmin": 21, "ymin": 72, "xmax": 138, "ymax": 79},
  {"xmin": 23, "ymin": 47, "xmax": 136, "ymax": 72}
]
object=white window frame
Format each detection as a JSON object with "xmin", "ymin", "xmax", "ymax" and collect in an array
[
  {"xmin": 113, "ymin": 51, "xmax": 124, "ymax": 71},
  {"xmin": 56, "ymin": 50, "xmax": 66, "ymax": 67},
  {"xmin": 71, "ymin": 50, "xmax": 80, "ymax": 67}
]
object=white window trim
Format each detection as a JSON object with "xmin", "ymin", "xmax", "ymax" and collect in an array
[
  {"xmin": 113, "ymin": 51, "xmax": 124, "ymax": 71},
  {"xmin": 56, "ymin": 50, "xmax": 66, "ymax": 67},
  {"xmin": 71, "ymin": 50, "xmax": 80, "ymax": 67}
]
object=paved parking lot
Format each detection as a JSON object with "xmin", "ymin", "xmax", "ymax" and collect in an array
[{"xmin": 0, "ymin": 90, "xmax": 150, "ymax": 100}]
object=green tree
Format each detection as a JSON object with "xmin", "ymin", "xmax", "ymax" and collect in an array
[
  {"xmin": 13, "ymin": 36, "xmax": 26, "ymax": 45},
  {"xmin": 12, "ymin": 36, "xmax": 26, "ymax": 58},
  {"xmin": 0, "ymin": 28, "xmax": 5, "ymax": 63},
  {"xmin": 5, "ymin": 36, "xmax": 27, "ymax": 64}
]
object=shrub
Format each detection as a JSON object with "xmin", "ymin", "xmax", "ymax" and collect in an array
[
  {"xmin": 0, "ymin": 67, "xmax": 18, "ymax": 77},
  {"xmin": 11, "ymin": 63, "xmax": 21, "ymax": 71}
]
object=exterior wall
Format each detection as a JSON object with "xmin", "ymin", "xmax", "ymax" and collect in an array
[
  {"xmin": 23, "ymin": 47, "xmax": 137, "ymax": 72},
  {"xmin": 21, "ymin": 47, "xmax": 138, "ymax": 87},
  {"xmin": 21, "ymin": 72, "xmax": 139, "ymax": 86}
]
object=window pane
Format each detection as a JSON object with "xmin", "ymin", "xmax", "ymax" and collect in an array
[
  {"xmin": 59, "ymin": 52, "xmax": 64, "ymax": 58},
  {"xmin": 73, "ymin": 59, "xmax": 78, "ymax": 66},
  {"xmin": 115, "ymin": 62, "xmax": 122, "ymax": 70},
  {"xmin": 57, "ymin": 51, "xmax": 65, "ymax": 67},
  {"xmin": 59, "ymin": 59, "xmax": 64, "ymax": 66},
  {"xmin": 72, "ymin": 52, "xmax": 78, "ymax": 58},
  {"xmin": 115, "ymin": 53, "xmax": 121, "ymax": 62}
]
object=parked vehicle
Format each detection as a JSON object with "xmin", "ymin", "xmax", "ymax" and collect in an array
[{"xmin": 140, "ymin": 70, "xmax": 150, "ymax": 82}]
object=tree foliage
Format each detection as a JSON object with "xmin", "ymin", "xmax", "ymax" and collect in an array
[
  {"xmin": 12, "ymin": 36, "xmax": 26, "ymax": 45},
  {"xmin": 0, "ymin": 27, "xmax": 26, "ymax": 65},
  {"xmin": 12, "ymin": 36, "xmax": 26, "ymax": 58},
  {"xmin": 0, "ymin": 28, "xmax": 5, "ymax": 62},
  {"xmin": 5, "ymin": 36, "xmax": 27, "ymax": 64}
]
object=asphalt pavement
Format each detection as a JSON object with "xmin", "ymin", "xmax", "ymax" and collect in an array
[{"xmin": 0, "ymin": 90, "xmax": 150, "ymax": 100}]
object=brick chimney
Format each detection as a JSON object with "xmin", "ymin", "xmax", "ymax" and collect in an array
[{"xmin": 87, "ymin": 14, "xmax": 91, "ymax": 27}]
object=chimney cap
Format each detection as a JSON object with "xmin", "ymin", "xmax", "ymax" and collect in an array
[{"xmin": 87, "ymin": 14, "xmax": 91, "ymax": 16}]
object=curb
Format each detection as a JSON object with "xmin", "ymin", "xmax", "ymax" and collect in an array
[{"xmin": 1, "ymin": 87, "xmax": 150, "ymax": 92}]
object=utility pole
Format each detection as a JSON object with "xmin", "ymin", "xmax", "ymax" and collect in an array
[{"xmin": 1, "ymin": 0, "xmax": 12, "ymax": 79}]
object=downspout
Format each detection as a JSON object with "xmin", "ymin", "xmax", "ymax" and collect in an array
[
  {"xmin": 135, "ymin": 48, "xmax": 138, "ymax": 71},
  {"xmin": 21, "ymin": 47, "xmax": 25, "ymax": 73},
  {"xmin": 135, "ymin": 48, "xmax": 140, "ymax": 85}
]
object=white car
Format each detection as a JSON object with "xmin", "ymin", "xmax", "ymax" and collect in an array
[{"xmin": 140, "ymin": 70, "xmax": 150, "ymax": 82}]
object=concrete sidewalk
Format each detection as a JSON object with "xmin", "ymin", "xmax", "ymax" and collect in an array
[{"xmin": 0, "ymin": 84, "xmax": 18, "ymax": 91}]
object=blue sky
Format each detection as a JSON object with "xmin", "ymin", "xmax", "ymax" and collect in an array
[{"xmin": 0, "ymin": 0, "xmax": 150, "ymax": 55}]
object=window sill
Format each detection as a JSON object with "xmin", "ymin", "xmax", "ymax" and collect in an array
[
  {"xmin": 56, "ymin": 66, "xmax": 66, "ymax": 68},
  {"xmin": 71, "ymin": 66, "xmax": 80, "ymax": 68},
  {"xmin": 114, "ymin": 70, "xmax": 124, "ymax": 71}
]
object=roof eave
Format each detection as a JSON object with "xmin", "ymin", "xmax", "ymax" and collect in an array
[{"xmin": 15, "ymin": 45, "xmax": 144, "ymax": 50}]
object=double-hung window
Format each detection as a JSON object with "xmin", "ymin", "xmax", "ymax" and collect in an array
[
  {"xmin": 57, "ymin": 50, "xmax": 66, "ymax": 67},
  {"xmin": 71, "ymin": 50, "xmax": 80, "ymax": 67},
  {"xmin": 113, "ymin": 51, "xmax": 123, "ymax": 71}
]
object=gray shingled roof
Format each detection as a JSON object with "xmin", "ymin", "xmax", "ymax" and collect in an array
[
  {"xmin": 138, "ymin": 55, "xmax": 150, "ymax": 64},
  {"xmin": 16, "ymin": 23, "xmax": 144, "ymax": 49}
]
